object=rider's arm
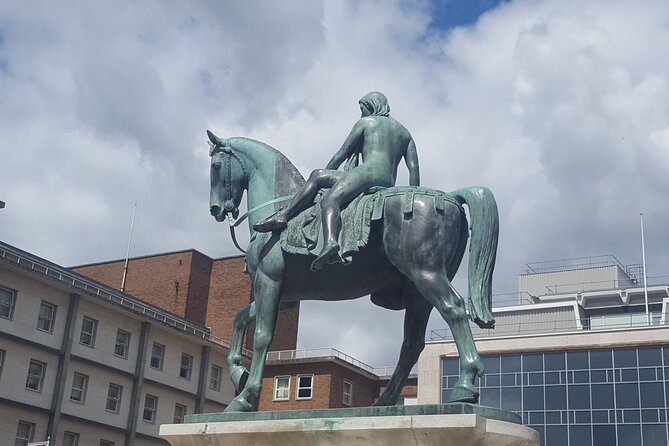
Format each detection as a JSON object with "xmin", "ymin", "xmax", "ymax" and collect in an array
[
  {"xmin": 326, "ymin": 120, "xmax": 365, "ymax": 170},
  {"xmin": 405, "ymin": 138, "xmax": 420, "ymax": 186}
]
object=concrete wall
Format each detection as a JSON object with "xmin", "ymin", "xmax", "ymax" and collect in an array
[
  {"xmin": 0, "ymin": 337, "xmax": 59, "ymax": 410},
  {"xmin": 61, "ymin": 359, "xmax": 133, "ymax": 430},
  {"xmin": 203, "ymin": 349, "xmax": 235, "ymax": 407},
  {"xmin": 0, "ymin": 253, "xmax": 234, "ymax": 445},
  {"xmin": 70, "ymin": 298, "xmax": 142, "ymax": 371},
  {"xmin": 0, "ymin": 270, "xmax": 70, "ymax": 351},
  {"xmin": 0, "ymin": 403, "xmax": 49, "ymax": 444},
  {"xmin": 144, "ymin": 326, "xmax": 201, "ymax": 396},
  {"xmin": 519, "ymin": 265, "xmax": 635, "ymax": 298}
]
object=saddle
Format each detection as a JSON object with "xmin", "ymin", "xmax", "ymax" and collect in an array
[{"xmin": 278, "ymin": 186, "xmax": 459, "ymax": 262}]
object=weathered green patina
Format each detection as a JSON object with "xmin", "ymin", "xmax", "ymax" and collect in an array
[
  {"xmin": 185, "ymin": 403, "xmax": 520, "ymax": 425},
  {"xmin": 208, "ymin": 94, "xmax": 499, "ymax": 413},
  {"xmin": 253, "ymin": 91, "xmax": 420, "ymax": 271}
]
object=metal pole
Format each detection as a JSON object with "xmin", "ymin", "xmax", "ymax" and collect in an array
[
  {"xmin": 121, "ymin": 203, "xmax": 137, "ymax": 292},
  {"xmin": 640, "ymin": 213, "xmax": 650, "ymax": 323}
]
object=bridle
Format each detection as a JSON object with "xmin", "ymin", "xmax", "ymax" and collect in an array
[
  {"xmin": 209, "ymin": 139, "xmax": 293, "ymax": 254},
  {"xmin": 210, "ymin": 140, "xmax": 250, "ymax": 210}
]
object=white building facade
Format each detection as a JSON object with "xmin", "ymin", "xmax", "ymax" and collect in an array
[
  {"xmin": 419, "ymin": 260, "xmax": 669, "ymax": 446},
  {"xmin": 0, "ymin": 242, "xmax": 235, "ymax": 446}
]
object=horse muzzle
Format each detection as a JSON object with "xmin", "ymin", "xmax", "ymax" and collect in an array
[{"xmin": 210, "ymin": 203, "xmax": 239, "ymax": 222}]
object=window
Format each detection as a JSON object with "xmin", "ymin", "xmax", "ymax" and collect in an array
[
  {"xmin": 79, "ymin": 316, "xmax": 97, "ymax": 347},
  {"xmin": 36, "ymin": 301, "xmax": 56, "ymax": 333},
  {"xmin": 142, "ymin": 394, "xmax": 158, "ymax": 422},
  {"xmin": 106, "ymin": 383, "xmax": 122, "ymax": 413},
  {"xmin": 173, "ymin": 403, "xmax": 187, "ymax": 423},
  {"xmin": 210, "ymin": 364, "xmax": 222, "ymax": 391},
  {"xmin": 114, "ymin": 329, "xmax": 130, "ymax": 358},
  {"xmin": 274, "ymin": 375, "xmax": 290, "ymax": 401},
  {"xmin": 0, "ymin": 349, "xmax": 5, "ymax": 380},
  {"xmin": 63, "ymin": 431, "xmax": 79, "ymax": 446},
  {"xmin": 100, "ymin": 441, "xmax": 115, "ymax": 446},
  {"xmin": 179, "ymin": 353, "xmax": 193, "ymax": 380},
  {"xmin": 15, "ymin": 421, "xmax": 35, "ymax": 446},
  {"xmin": 0, "ymin": 286, "xmax": 16, "ymax": 319},
  {"xmin": 70, "ymin": 372, "xmax": 88, "ymax": 403},
  {"xmin": 25, "ymin": 359, "xmax": 46, "ymax": 391},
  {"xmin": 296, "ymin": 374, "xmax": 313, "ymax": 400},
  {"xmin": 343, "ymin": 380, "xmax": 353, "ymax": 406},
  {"xmin": 150, "ymin": 343, "xmax": 164, "ymax": 370}
]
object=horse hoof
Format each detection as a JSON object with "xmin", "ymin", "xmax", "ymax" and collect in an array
[
  {"xmin": 372, "ymin": 396, "xmax": 396, "ymax": 407},
  {"xmin": 231, "ymin": 367, "xmax": 249, "ymax": 393},
  {"xmin": 447, "ymin": 381, "xmax": 479, "ymax": 404}
]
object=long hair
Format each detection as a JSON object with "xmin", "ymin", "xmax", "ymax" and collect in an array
[{"xmin": 359, "ymin": 91, "xmax": 390, "ymax": 117}]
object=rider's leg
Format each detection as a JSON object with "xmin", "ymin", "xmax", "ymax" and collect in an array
[
  {"xmin": 311, "ymin": 170, "xmax": 372, "ymax": 270},
  {"xmin": 253, "ymin": 169, "xmax": 343, "ymax": 232}
]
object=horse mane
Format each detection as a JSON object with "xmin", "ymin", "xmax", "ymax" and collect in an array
[{"xmin": 227, "ymin": 137, "xmax": 306, "ymax": 187}]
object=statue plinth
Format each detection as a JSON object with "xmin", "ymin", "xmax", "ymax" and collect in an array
[{"xmin": 160, "ymin": 404, "xmax": 538, "ymax": 446}]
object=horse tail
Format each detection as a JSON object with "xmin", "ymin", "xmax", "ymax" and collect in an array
[{"xmin": 451, "ymin": 186, "xmax": 499, "ymax": 329}]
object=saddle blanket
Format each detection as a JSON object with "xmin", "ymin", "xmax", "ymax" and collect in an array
[{"xmin": 278, "ymin": 186, "xmax": 460, "ymax": 262}]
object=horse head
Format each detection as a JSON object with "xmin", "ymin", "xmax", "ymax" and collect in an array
[{"xmin": 208, "ymin": 130, "xmax": 248, "ymax": 222}]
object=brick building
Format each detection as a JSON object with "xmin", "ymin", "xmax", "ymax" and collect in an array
[
  {"xmin": 71, "ymin": 250, "xmax": 299, "ymax": 352},
  {"xmin": 258, "ymin": 348, "xmax": 418, "ymax": 411},
  {"xmin": 0, "ymin": 241, "xmax": 235, "ymax": 446}
]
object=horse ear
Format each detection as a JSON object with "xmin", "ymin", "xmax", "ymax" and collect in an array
[{"xmin": 207, "ymin": 130, "xmax": 219, "ymax": 145}]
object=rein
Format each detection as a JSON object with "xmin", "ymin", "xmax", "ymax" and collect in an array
[{"xmin": 227, "ymin": 194, "xmax": 294, "ymax": 254}]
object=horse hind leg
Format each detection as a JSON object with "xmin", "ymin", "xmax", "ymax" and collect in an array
[
  {"xmin": 410, "ymin": 271, "xmax": 483, "ymax": 404},
  {"xmin": 374, "ymin": 284, "xmax": 432, "ymax": 406}
]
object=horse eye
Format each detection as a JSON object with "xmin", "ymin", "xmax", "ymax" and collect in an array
[{"xmin": 213, "ymin": 162, "xmax": 222, "ymax": 170}]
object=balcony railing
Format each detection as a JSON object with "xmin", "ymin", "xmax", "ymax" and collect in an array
[
  {"xmin": 429, "ymin": 312, "xmax": 668, "ymax": 341},
  {"xmin": 265, "ymin": 347, "xmax": 418, "ymax": 377}
]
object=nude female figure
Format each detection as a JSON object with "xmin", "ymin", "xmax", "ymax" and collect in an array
[{"xmin": 254, "ymin": 91, "xmax": 420, "ymax": 271}]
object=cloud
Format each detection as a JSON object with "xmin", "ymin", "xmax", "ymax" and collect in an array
[{"xmin": 1, "ymin": 0, "xmax": 669, "ymax": 366}]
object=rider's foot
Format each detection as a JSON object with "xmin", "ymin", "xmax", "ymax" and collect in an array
[
  {"xmin": 310, "ymin": 241, "xmax": 344, "ymax": 271},
  {"xmin": 253, "ymin": 215, "xmax": 287, "ymax": 232}
]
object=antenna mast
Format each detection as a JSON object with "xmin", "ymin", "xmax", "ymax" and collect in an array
[
  {"xmin": 640, "ymin": 213, "xmax": 649, "ymax": 322},
  {"xmin": 121, "ymin": 203, "xmax": 137, "ymax": 292}
]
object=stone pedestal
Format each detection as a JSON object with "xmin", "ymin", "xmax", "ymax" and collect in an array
[{"xmin": 160, "ymin": 404, "xmax": 539, "ymax": 446}]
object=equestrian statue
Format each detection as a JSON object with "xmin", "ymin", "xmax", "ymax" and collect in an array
[{"xmin": 208, "ymin": 91, "xmax": 498, "ymax": 412}]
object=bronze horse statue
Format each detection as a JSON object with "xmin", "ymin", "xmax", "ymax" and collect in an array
[{"xmin": 207, "ymin": 132, "xmax": 498, "ymax": 412}]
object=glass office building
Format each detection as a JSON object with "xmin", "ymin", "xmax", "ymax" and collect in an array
[{"xmin": 442, "ymin": 346, "xmax": 669, "ymax": 446}]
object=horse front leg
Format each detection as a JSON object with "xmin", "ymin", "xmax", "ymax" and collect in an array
[
  {"xmin": 374, "ymin": 285, "xmax": 432, "ymax": 406},
  {"xmin": 227, "ymin": 302, "xmax": 255, "ymax": 393},
  {"xmin": 224, "ymin": 270, "xmax": 282, "ymax": 412}
]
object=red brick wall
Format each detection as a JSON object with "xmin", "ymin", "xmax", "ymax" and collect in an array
[
  {"xmin": 206, "ymin": 257, "xmax": 253, "ymax": 348},
  {"xmin": 73, "ymin": 251, "xmax": 300, "ymax": 350},
  {"xmin": 72, "ymin": 251, "xmax": 207, "ymax": 324},
  {"xmin": 258, "ymin": 362, "xmax": 333, "ymax": 411},
  {"xmin": 378, "ymin": 377, "xmax": 418, "ymax": 399},
  {"xmin": 207, "ymin": 257, "xmax": 299, "ymax": 351},
  {"xmin": 328, "ymin": 365, "xmax": 379, "ymax": 408},
  {"xmin": 185, "ymin": 250, "xmax": 214, "ymax": 325},
  {"xmin": 258, "ymin": 361, "xmax": 380, "ymax": 411}
]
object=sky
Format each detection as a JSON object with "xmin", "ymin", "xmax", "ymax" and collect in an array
[{"xmin": 1, "ymin": 0, "xmax": 669, "ymax": 368}]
